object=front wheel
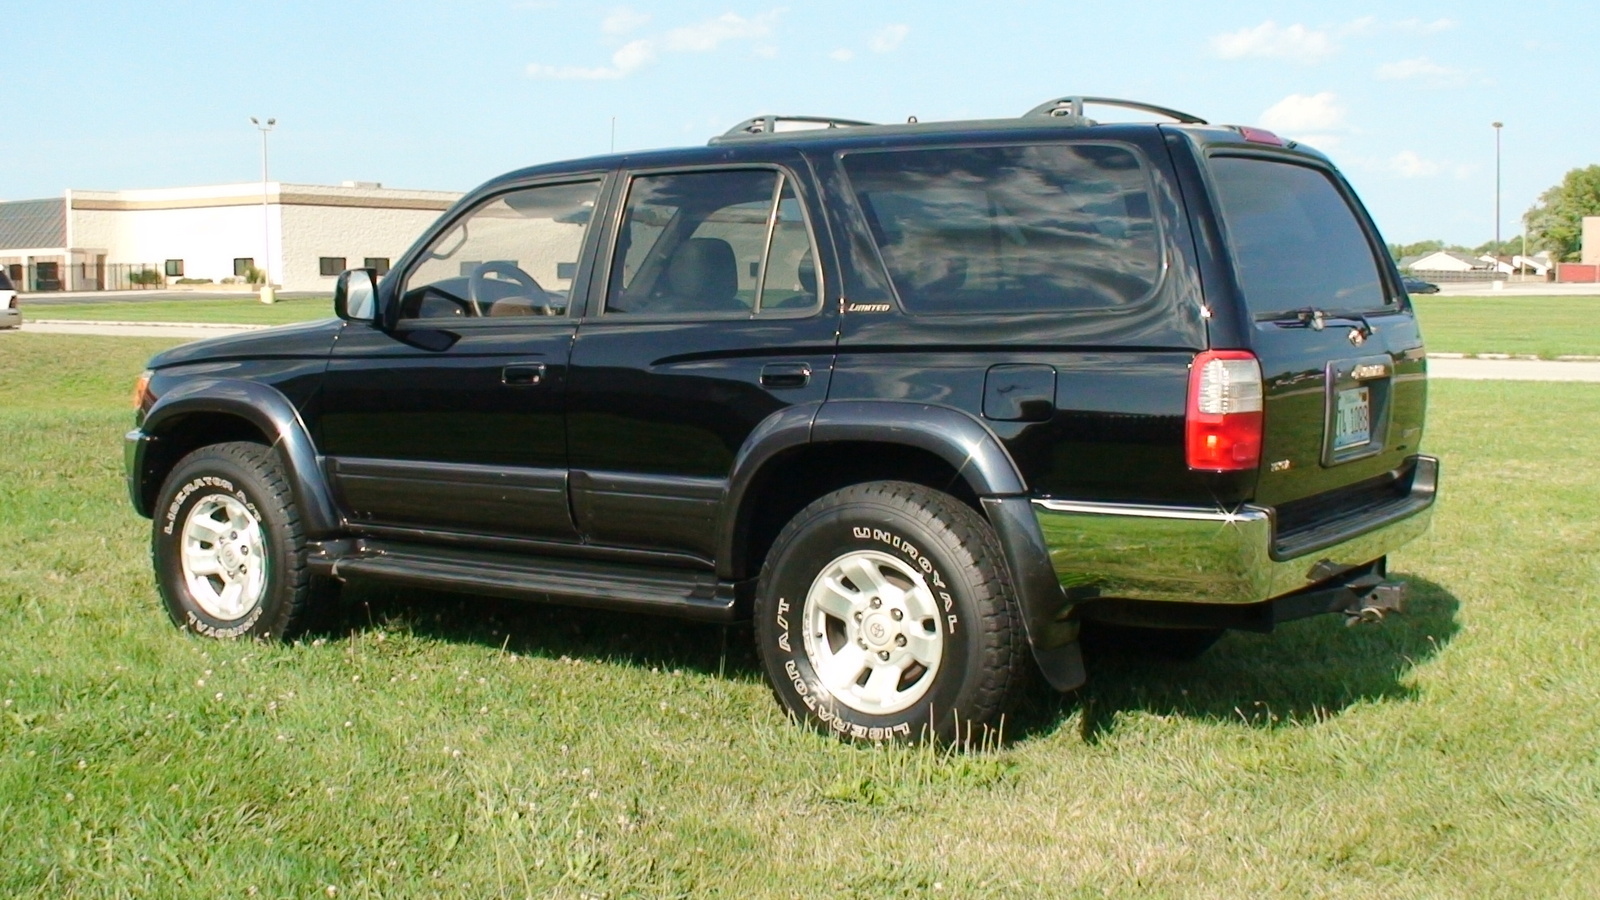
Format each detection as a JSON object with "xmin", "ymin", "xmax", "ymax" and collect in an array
[
  {"xmin": 151, "ymin": 442, "xmax": 329, "ymax": 639},
  {"xmin": 755, "ymin": 481, "xmax": 1028, "ymax": 744}
]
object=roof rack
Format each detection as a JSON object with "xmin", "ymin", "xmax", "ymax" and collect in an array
[
  {"xmin": 1024, "ymin": 96, "xmax": 1207, "ymax": 125},
  {"xmin": 712, "ymin": 115, "xmax": 875, "ymax": 143}
]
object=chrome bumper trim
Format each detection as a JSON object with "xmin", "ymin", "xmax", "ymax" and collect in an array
[{"xmin": 1033, "ymin": 456, "xmax": 1437, "ymax": 605}]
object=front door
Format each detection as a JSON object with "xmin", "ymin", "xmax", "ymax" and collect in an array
[
  {"xmin": 318, "ymin": 177, "xmax": 605, "ymax": 543},
  {"xmin": 565, "ymin": 161, "xmax": 839, "ymax": 560}
]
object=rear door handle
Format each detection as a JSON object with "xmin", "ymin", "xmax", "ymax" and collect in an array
[
  {"xmin": 760, "ymin": 362, "xmax": 811, "ymax": 389},
  {"xmin": 502, "ymin": 363, "xmax": 547, "ymax": 386}
]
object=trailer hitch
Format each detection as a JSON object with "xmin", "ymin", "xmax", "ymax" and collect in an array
[{"xmin": 1343, "ymin": 580, "xmax": 1407, "ymax": 625}]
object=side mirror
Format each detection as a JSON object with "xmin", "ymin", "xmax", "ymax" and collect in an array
[{"xmin": 334, "ymin": 268, "xmax": 379, "ymax": 323}]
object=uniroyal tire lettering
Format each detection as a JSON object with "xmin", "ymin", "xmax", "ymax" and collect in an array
[{"xmin": 856, "ymin": 525, "xmax": 958, "ymax": 635}]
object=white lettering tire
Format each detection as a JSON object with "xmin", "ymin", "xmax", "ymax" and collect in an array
[
  {"xmin": 755, "ymin": 481, "xmax": 1028, "ymax": 744},
  {"xmin": 151, "ymin": 442, "xmax": 330, "ymax": 640}
]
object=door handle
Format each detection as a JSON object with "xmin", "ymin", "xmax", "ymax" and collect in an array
[
  {"xmin": 502, "ymin": 363, "xmax": 547, "ymax": 386},
  {"xmin": 760, "ymin": 362, "xmax": 811, "ymax": 389}
]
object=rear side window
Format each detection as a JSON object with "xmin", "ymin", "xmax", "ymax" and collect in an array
[
  {"xmin": 0, "ymin": 270, "xmax": 13, "ymax": 291},
  {"xmin": 841, "ymin": 143, "xmax": 1160, "ymax": 315},
  {"xmin": 1209, "ymin": 157, "xmax": 1391, "ymax": 316}
]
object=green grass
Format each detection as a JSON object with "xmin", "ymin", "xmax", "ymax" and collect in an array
[
  {"xmin": 3, "ymin": 332, "xmax": 1599, "ymax": 897},
  {"xmin": 25, "ymin": 297, "xmax": 332, "ymax": 326},
  {"xmin": 1411, "ymin": 294, "xmax": 1600, "ymax": 358}
]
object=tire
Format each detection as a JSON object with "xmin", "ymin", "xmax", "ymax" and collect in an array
[
  {"xmin": 151, "ymin": 441, "xmax": 328, "ymax": 640},
  {"xmin": 754, "ymin": 481, "xmax": 1028, "ymax": 745},
  {"xmin": 1081, "ymin": 622, "xmax": 1225, "ymax": 661}
]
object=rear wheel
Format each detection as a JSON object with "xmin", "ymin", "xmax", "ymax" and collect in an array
[
  {"xmin": 755, "ymin": 481, "xmax": 1027, "ymax": 744},
  {"xmin": 151, "ymin": 442, "xmax": 330, "ymax": 639}
]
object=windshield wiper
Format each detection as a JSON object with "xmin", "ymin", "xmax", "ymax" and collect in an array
[{"xmin": 1266, "ymin": 307, "xmax": 1376, "ymax": 338}]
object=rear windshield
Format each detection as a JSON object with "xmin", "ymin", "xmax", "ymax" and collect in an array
[
  {"xmin": 1209, "ymin": 156, "xmax": 1391, "ymax": 317},
  {"xmin": 841, "ymin": 143, "xmax": 1160, "ymax": 315}
]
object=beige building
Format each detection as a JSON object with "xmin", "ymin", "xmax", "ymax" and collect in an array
[
  {"xmin": 1583, "ymin": 216, "xmax": 1600, "ymax": 265},
  {"xmin": 0, "ymin": 181, "xmax": 463, "ymax": 293}
]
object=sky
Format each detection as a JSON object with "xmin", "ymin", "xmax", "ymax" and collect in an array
[{"xmin": 2, "ymin": 0, "xmax": 1595, "ymax": 247}]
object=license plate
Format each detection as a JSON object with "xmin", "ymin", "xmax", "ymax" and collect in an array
[{"xmin": 1333, "ymin": 386, "xmax": 1371, "ymax": 450}]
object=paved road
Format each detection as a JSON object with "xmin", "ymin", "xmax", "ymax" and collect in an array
[{"xmin": 10, "ymin": 321, "xmax": 1600, "ymax": 382}]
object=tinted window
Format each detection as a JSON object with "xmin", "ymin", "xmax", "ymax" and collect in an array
[
  {"xmin": 401, "ymin": 180, "xmax": 600, "ymax": 321},
  {"xmin": 842, "ymin": 144, "xmax": 1159, "ymax": 315},
  {"xmin": 605, "ymin": 169, "xmax": 819, "ymax": 316},
  {"xmin": 1209, "ymin": 157, "xmax": 1390, "ymax": 316}
]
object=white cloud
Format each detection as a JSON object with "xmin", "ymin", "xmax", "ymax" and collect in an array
[
  {"xmin": 830, "ymin": 48, "xmax": 854, "ymax": 61},
  {"xmin": 662, "ymin": 11, "xmax": 778, "ymax": 52},
  {"xmin": 1259, "ymin": 92, "xmax": 1347, "ymax": 134},
  {"xmin": 870, "ymin": 24, "xmax": 909, "ymax": 53},
  {"xmin": 1211, "ymin": 21, "xmax": 1337, "ymax": 62},
  {"xmin": 529, "ymin": 10, "xmax": 780, "ymax": 80},
  {"xmin": 1376, "ymin": 56, "xmax": 1467, "ymax": 87},
  {"xmin": 601, "ymin": 7, "xmax": 650, "ymax": 34},
  {"xmin": 1390, "ymin": 150, "xmax": 1442, "ymax": 178}
]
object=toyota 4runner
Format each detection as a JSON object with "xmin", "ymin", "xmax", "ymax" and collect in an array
[{"xmin": 126, "ymin": 97, "xmax": 1438, "ymax": 743}]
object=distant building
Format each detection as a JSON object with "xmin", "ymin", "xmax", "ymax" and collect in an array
[
  {"xmin": 1401, "ymin": 250, "xmax": 1494, "ymax": 273},
  {"xmin": 0, "ymin": 181, "xmax": 463, "ymax": 293},
  {"xmin": 1584, "ymin": 216, "xmax": 1600, "ymax": 266}
]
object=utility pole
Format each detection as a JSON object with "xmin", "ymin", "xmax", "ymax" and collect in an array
[
  {"xmin": 250, "ymin": 116, "xmax": 277, "ymax": 303},
  {"xmin": 1492, "ymin": 121, "xmax": 1503, "ymax": 254}
]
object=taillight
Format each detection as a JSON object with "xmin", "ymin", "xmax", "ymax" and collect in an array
[
  {"xmin": 1236, "ymin": 126, "xmax": 1284, "ymax": 146},
  {"xmin": 1186, "ymin": 350, "xmax": 1263, "ymax": 471}
]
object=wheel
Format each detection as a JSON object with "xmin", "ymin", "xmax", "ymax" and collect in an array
[
  {"xmin": 151, "ymin": 442, "xmax": 329, "ymax": 639},
  {"xmin": 1080, "ymin": 622, "xmax": 1225, "ymax": 661},
  {"xmin": 755, "ymin": 481, "xmax": 1028, "ymax": 744}
]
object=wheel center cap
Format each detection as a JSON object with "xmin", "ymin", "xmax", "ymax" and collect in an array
[
  {"xmin": 861, "ymin": 612, "xmax": 895, "ymax": 650},
  {"xmin": 219, "ymin": 542, "xmax": 242, "ymax": 569}
]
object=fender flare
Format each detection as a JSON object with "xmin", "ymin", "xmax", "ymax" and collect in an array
[{"xmin": 138, "ymin": 379, "xmax": 342, "ymax": 538}]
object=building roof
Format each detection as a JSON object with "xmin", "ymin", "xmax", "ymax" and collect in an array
[{"xmin": 0, "ymin": 198, "xmax": 66, "ymax": 250}]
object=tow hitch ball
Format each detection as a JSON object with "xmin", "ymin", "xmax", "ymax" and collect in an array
[{"xmin": 1344, "ymin": 581, "xmax": 1407, "ymax": 626}]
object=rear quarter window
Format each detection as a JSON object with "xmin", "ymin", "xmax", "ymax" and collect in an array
[
  {"xmin": 841, "ymin": 143, "xmax": 1160, "ymax": 315},
  {"xmin": 1208, "ymin": 156, "xmax": 1392, "ymax": 317}
]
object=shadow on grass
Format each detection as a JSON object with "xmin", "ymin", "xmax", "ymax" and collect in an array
[
  {"xmin": 319, "ymin": 582, "xmax": 765, "ymax": 682},
  {"xmin": 1008, "ymin": 572, "xmax": 1461, "ymax": 743},
  {"xmin": 314, "ymin": 572, "xmax": 1458, "ymax": 744}
]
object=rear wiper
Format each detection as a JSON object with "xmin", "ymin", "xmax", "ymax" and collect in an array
[{"xmin": 1266, "ymin": 307, "xmax": 1375, "ymax": 338}]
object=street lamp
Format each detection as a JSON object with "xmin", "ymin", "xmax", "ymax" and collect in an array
[
  {"xmin": 249, "ymin": 116, "xmax": 277, "ymax": 303},
  {"xmin": 1492, "ymin": 121, "xmax": 1503, "ymax": 255}
]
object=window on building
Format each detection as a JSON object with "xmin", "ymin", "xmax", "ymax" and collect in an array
[
  {"xmin": 164, "ymin": 259, "xmax": 184, "ymax": 277},
  {"xmin": 234, "ymin": 258, "xmax": 254, "ymax": 277},
  {"xmin": 320, "ymin": 257, "xmax": 347, "ymax": 277},
  {"xmin": 363, "ymin": 257, "xmax": 390, "ymax": 276}
]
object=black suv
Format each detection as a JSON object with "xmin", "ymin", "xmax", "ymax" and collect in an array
[{"xmin": 126, "ymin": 97, "xmax": 1437, "ymax": 743}]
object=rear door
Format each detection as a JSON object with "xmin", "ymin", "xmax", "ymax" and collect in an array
[{"xmin": 1203, "ymin": 152, "xmax": 1427, "ymax": 510}]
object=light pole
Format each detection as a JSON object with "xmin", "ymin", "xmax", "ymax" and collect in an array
[
  {"xmin": 250, "ymin": 116, "xmax": 277, "ymax": 303},
  {"xmin": 1492, "ymin": 121, "xmax": 1503, "ymax": 254}
]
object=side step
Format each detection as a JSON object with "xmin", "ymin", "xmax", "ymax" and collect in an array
[{"xmin": 308, "ymin": 540, "xmax": 740, "ymax": 622}]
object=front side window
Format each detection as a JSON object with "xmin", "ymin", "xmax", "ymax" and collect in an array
[
  {"xmin": 1208, "ymin": 156, "xmax": 1391, "ymax": 317},
  {"xmin": 400, "ymin": 179, "xmax": 600, "ymax": 321},
  {"xmin": 842, "ymin": 143, "xmax": 1160, "ymax": 315},
  {"xmin": 605, "ymin": 169, "xmax": 819, "ymax": 316}
]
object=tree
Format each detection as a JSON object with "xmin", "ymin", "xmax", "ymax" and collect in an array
[
  {"xmin": 1526, "ymin": 165, "xmax": 1600, "ymax": 261},
  {"xmin": 1388, "ymin": 239, "xmax": 1445, "ymax": 262}
]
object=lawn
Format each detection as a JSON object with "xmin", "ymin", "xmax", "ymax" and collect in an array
[
  {"xmin": 2, "ymin": 333, "xmax": 1597, "ymax": 897},
  {"xmin": 24, "ymin": 296, "xmax": 333, "ymax": 326},
  {"xmin": 1410, "ymin": 294, "xmax": 1600, "ymax": 358}
]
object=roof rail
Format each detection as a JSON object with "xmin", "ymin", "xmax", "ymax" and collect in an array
[
  {"xmin": 1024, "ymin": 97, "xmax": 1207, "ymax": 125},
  {"xmin": 711, "ymin": 115, "xmax": 876, "ymax": 144}
]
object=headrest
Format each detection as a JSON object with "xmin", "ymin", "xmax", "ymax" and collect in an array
[{"xmin": 665, "ymin": 238, "xmax": 738, "ymax": 301}]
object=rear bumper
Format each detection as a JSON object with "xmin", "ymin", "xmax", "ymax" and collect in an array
[{"xmin": 1034, "ymin": 455, "xmax": 1438, "ymax": 605}]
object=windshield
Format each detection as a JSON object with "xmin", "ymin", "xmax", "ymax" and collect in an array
[{"xmin": 1209, "ymin": 156, "xmax": 1393, "ymax": 318}]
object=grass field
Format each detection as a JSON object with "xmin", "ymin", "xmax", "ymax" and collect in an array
[
  {"xmin": 25, "ymin": 297, "xmax": 332, "ymax": 326},
  {"xmin": 2, "ymin": 333, "xmax": 1598, "ymax": 897},
  {"xmin": 24, "ymin": 293, "xmax": 1600, "ymax": 360},
  {"xmin": 1410, "ymin": 294, "xmax": 1600, "ymax": 358}
]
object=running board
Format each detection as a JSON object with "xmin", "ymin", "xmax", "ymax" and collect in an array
[{"xmin": 308, "ymin": 540, "xmax": 740, "ymax": 621}]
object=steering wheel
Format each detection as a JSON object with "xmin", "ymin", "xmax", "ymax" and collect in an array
[{"xmin": 467, "ymin": 261, "xmax": 546, "ymax": 316}]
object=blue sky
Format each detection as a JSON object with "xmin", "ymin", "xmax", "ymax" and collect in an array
[{"xmin": 3, "ymin": 0, "xmax": 1594, "ymax": 246}]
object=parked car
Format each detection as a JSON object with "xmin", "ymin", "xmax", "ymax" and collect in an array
[
  {"xmin": 1402, "ymin": 276, "xmax": 1440, "ymax": 294},
  {"xmin": 0, "ymin": 270, "xmax": 18, "ymax": 329},
  {"xmin": 124, "ymin": 96, "xmax": 1437, "ymax": 744}
]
